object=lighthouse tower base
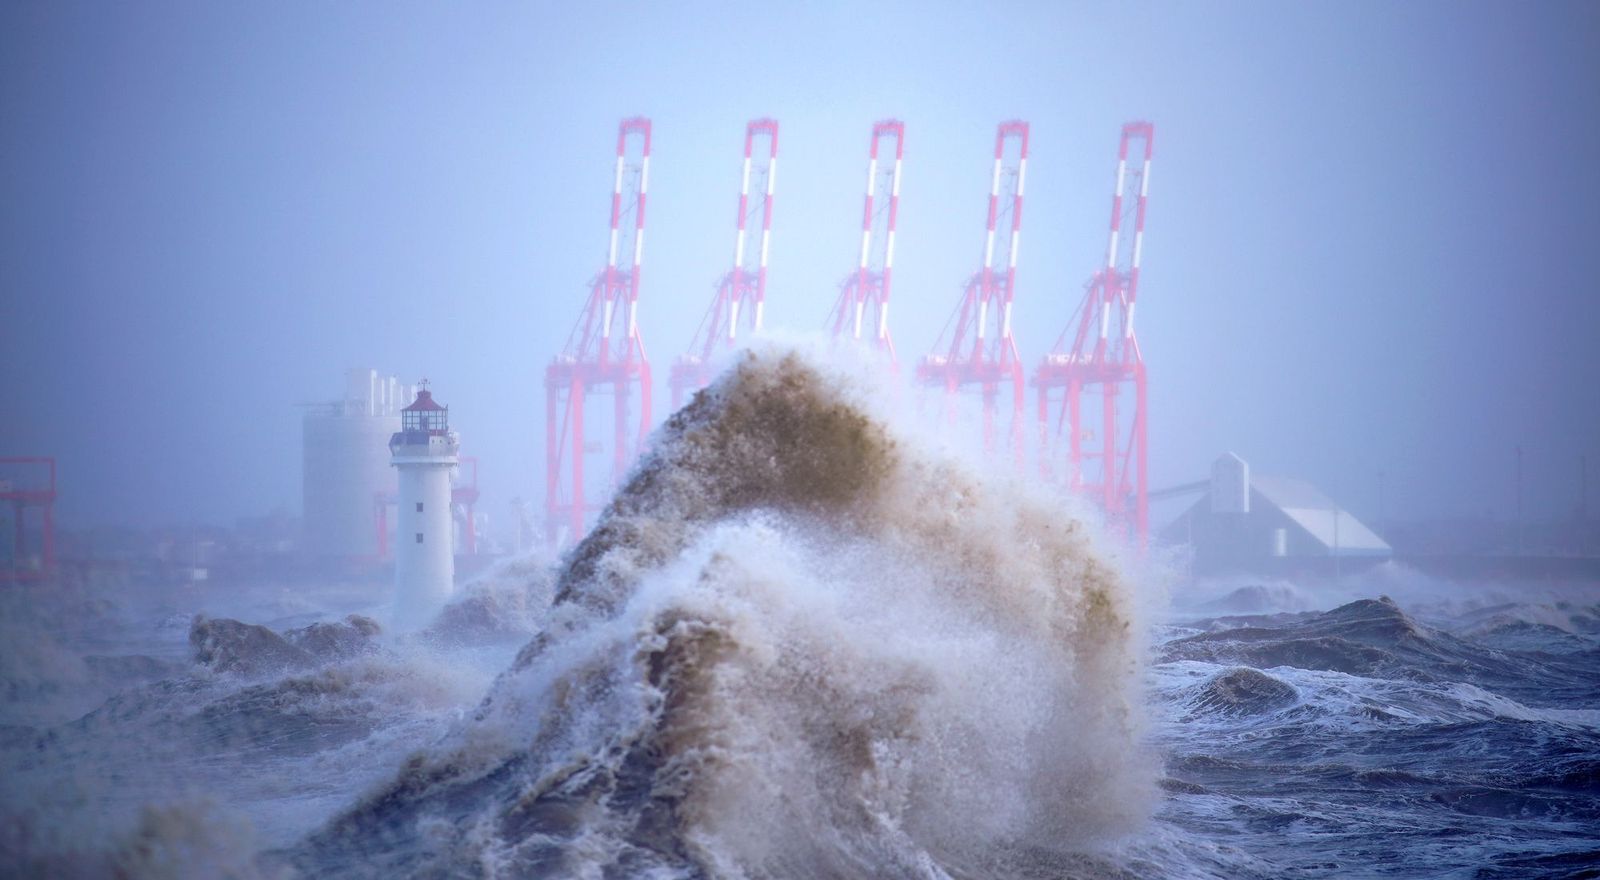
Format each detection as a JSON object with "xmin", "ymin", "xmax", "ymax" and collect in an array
[{"xmin": 392, "ymin": 460, "xmax": 456, "ymax": 631}]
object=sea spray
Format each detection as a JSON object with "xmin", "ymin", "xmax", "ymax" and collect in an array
[{"xmin": 299, "ymin": 348, "xmax": 1153, "ymax": 878}]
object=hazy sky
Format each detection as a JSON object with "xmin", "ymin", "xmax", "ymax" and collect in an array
[{"xmin": 2, "ymin": 0, "xmax": 1597, "ymax": 532}]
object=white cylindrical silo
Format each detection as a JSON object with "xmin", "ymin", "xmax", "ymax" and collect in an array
[{"xmin": 302, "ymin": 405, "xmax": 399, "ymax": 558}]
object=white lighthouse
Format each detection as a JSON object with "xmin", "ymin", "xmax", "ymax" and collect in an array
[{"xmin": 389, "ymin": 382, "xmax": 459, "ymax": 631}]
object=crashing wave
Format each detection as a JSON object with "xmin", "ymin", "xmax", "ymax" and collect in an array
[
  {"xmin": 424, "ymin": 557, "xmax": 557, "ymax": 647},
  {"xmin": 1188, "ymin": 668, "xmax": 1298, "ymax": 717},
  {"xmin": 295, "ymin": 348, "xmax": 1151, "ymax": 878},
  {"xmin": 190, "ymin": 614, "xmax": 382, "ymax": 676}
]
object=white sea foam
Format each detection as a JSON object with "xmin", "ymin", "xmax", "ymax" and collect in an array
[{"xmin": 300, "ymin": 345, "xmax": 1155, "ymax": 877}]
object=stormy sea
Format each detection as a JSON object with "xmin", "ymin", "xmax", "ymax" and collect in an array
[{"xmin": 2, "ymin": 349, "xmax": 1597, "ymax": 879}]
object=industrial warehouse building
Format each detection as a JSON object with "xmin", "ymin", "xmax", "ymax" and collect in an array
[{"xmin": 1161, "ymin": 453, "xmax": 1391, "ymax": 574}]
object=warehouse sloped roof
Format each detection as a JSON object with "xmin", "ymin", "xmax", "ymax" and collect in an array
[{"xmin": 1252, "ymin": 474, "xmax": 1390, "ymax": 555}]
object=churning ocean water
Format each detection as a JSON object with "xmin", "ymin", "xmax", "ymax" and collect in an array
[{"xmin": 2, "ymin": 347, "xmax": 1596, "ymax": 879}]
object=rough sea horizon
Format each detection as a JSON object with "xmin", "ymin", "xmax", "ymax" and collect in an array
[{"xmin": 3, "ymin": 350, "xmax": 1597, "ymax": 879}]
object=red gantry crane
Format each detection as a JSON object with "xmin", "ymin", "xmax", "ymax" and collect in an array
[
  {"xmin": 1, "ymin": 457, "xmax": 56, "ymax": 582},
  {"xmin": 669, "ymin": 118, "xmax": 779, "ymax": 409},
  {"xmin": 916, "ymin": 121, "xmax": 1030, "ymax": 459},
  {"xmin": 827, "ymin": 120, "xmax": 904, "ymax": 361},
  {"xmin": 545, "ymin": 118, "xmax": 654, "ymax": 546},
  {"xmin": 1035, "ymin": 121, "xmax": 1155, "ymax": 542},
  {"xmin": 452, "ymin": 455, "xmax": 479, "ymax": 556}
]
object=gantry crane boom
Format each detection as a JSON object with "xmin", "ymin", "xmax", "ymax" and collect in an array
[
  {"xmin": 916, "ymin": 121, "xmax": 1030, "ymax": 458},
  {"xmin": 669, "ymin": 119, "xmax": 779, "ymax": 408},
  {"xmin": 545, "ymin": 117, "xmax": 654, "ymax": 546},
  {"xmin": 826, "ymin": 119, "xmax": 904, "ymax": 361},
  {"xmin": 1035, "ymin": 121, "xmax": 1154, "ymax": 541}
]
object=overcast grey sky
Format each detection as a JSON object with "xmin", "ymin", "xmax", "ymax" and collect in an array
[{"xmin": 2, "ymin": 0, "xmax": 1597, "ymax": 530}]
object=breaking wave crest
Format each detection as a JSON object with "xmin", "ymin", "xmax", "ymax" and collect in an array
[{"xmin": 298, "ymin": 348, "xmax": 1152, "ymax": 878}]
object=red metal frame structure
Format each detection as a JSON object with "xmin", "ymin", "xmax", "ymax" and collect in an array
[
  {"xmin": 827, "ymin": 120, "xmax": 904, "ymax": 360},
  {"xmin": 546, "ymin": 118, "xmax": 654, "ymax": 545},
  {"xmin": 452, "ymin": 455, "xmax": 479, "ymax": 556},
  {"xmin": 669, "ymin": 118, "xmax": 779, "ymax": 409},
  {"xmin": 916, "ymin": 121, "xmax": 1030, "ymax": 458},
  {"xmin": 1035, "ymin": 121, "xmax": 1155, "ymax": 541},
  {"xmin": 1, "ymin": 457, "xmax": 57, "ymax": 582}
]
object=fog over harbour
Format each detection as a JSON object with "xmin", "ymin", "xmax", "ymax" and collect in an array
[
  {"xmin": 2, "ymin": 2, "xmax": 1598, "ymax": 879},
  {"xmin": 3, "ymin": 1, "xmax": 1597, "ymax": 529}
]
